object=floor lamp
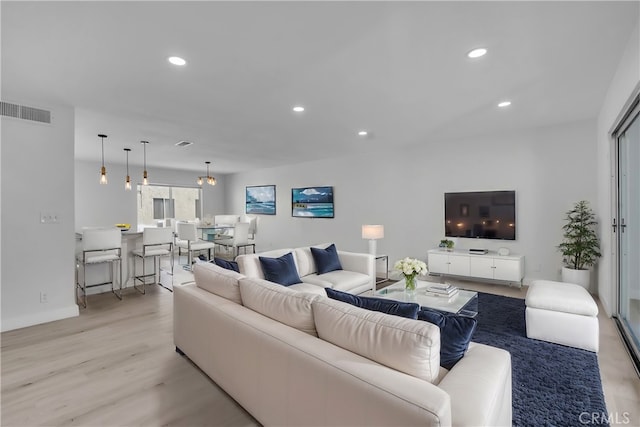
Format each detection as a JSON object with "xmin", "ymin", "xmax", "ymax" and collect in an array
[{"xmin": 362, "ymin": 224, "xmax": 384, "ymax": 293}]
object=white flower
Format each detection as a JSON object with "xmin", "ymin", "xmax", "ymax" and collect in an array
[{"xmin": 394, "ymin": 257, "xmax": 428, "ymax": 276}]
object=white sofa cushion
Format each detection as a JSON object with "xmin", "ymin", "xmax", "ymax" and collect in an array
[
  {"xmin": 239, "ymin": 277, "xmax": 321, "ymax": 336},
  {"xmin": 193, "ymin": 262, "xmax": 243, "ymax": 304},
  {"xmin": 526, "ymin": 280, "xmax": 598, "ymax": 316},
  {"xmin": 293, "ymin": 246, "xmax": 317, "ymax": 277},
  {"xmin": 312, "ymin": 298, "xmax": 441, "ymax": 383},
  {"xmin": 288, "ymin": 282, "xmax": 328, "ymax": 296},
  {"xmin": 302, "ymin": 270, "xmax": 371, "ymax": 291}
]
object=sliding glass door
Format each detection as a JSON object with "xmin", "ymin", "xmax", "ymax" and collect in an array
[
  {"xmin": 137, "ymin": 184, "xmax": 202, "ymax": 227},
  {"xmin": 614, "ymin": 98, "xmax": 640, "ymax": 371}
]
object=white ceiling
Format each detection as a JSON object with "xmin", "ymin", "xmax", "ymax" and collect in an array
[{"xmin": 2, "ymin": 1, "xmax": 638, "ymax": 174}]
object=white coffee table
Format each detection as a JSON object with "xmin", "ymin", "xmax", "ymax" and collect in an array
[{"xmin": 374, "ymin": 279, "xmax": 478, "ymax": 316}]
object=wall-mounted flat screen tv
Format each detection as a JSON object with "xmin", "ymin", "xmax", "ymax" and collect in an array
[
  {"xmin": 445, "ymin": 190, "xmax": 516, "ymax": 240},
  {"xmin": 291, "ymin": 186, "xmax": 334, "ymax": 218},
  {"xmin": 246, "ymin": 185, "xmax": 276, "ymax": 215}
]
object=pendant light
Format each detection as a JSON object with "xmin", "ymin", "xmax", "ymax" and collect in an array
[
  {"xmin": 124, "ymin": 148, "xmax": 132, "ymax": 190},
  {"xmin": 197, "ymin": 161, "xmax": 208, "ymax": 186},
  {"xmin": 98, "ymin": 134, "xmax": 108, "ymax": 184},
  {"xmin": 197, "ymin": 161, "xmax": 216, "ymax": 186},
  {"xmin": 206, "ymin": 161, "xmax": 216, "ymax": 186},
  {"xmin": 141, "ymin": 140, "xmax": 149, "ymax": 185}
]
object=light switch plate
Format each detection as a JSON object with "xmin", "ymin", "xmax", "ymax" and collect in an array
[{"xmin": 40, "ymin": 212, "xmax": 59, "ymax": 224}]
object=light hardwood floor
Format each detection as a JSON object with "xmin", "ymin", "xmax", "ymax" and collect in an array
[
  {"xmin": 1, "ymin": 277, "xmax": 259, "ymax": 426},
  {"xmin": 2, "ymin": 272, "xmax": 639, "ymax": 426}
]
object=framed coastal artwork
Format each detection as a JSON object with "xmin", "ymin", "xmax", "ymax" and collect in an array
[
  {"xmin": 245, "ymin": 185, "xmax": 276, "ymax": 215},
  {"xmin": 291, "ymin": 186, "xmax": 334, "ymax": 218}
]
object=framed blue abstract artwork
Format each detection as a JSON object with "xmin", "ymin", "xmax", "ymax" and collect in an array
[
  {"xmin": 246, "ymin": 185, "xmax": 276, "ymax": 215},
  {"xmin": 291, "ymin": 186, "xmax": 334, "ymax": 218}
]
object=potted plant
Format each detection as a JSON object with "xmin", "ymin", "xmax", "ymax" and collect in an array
[
  {"xmin": 439, "ymin": 239, "xmax": 455, "ymax": 252},
  {"xmin": 557, "ymin": 200, "xmax": 602, "ymax": 290}
]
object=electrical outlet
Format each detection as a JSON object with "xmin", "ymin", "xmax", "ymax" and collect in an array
[
  {"xmin": 40, "ymin": 291, "xmax": 48, "ymax": 303},
  {"xmin": 40, "ymin": 212, "xmax": 59, "ymax": 224}
]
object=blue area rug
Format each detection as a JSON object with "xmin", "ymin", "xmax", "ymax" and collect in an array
[{"xmin": 473, "ymin": 292, "xmax": 608, "ymax": 426}]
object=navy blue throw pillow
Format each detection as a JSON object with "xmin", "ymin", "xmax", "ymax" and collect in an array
[
  {"xmin": 325, "ymin": 288, "xmax": 419, "ymax": 319},
  {"xmin": 259, "ymin": 252, "xmax": 302, "ymax": 286},
  {"xmin": 310, "ymin": 244, "xmax": 343, "ymax": 275},
  {"xmin": 212, "ymin": 257, "xmax": 239, "ymax": 273},
  {"xmin": 417, "ymin": 308, "xmax": 478, "ymax": 369}
]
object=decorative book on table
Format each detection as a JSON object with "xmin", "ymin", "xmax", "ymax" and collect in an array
[
  {"xmin": 426, "ymin": 283, "xmax": 459, "ymax": 297},
  {"xmin": 425, "ymin": 289, "xmax": 459, "ymax": 299}
]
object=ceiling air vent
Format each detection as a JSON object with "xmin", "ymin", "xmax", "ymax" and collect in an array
[
  {"xmin": 175, "ymin": 140, "xmax": 193, "ymax": 147},
  {"xmin": 0, "ymin": 101, "xmax": 51, "ymax": 124}
]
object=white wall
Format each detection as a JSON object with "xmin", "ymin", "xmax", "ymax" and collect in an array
[
  {"xmin": 596, "ymin": 22, "xmax": 640, "ymax": 316},
  {"xmin": 75, "ymin": 160, "xmax": 227, "ymax": 231},
  {"xmin": 1, "ymin": 102, "xmax": 79, "ymax": 331},
  {"xmin": 225, "ymin": 120, "xmax": 597, "ymax": 286}
]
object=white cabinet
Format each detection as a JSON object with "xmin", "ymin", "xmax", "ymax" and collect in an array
[
  {"xmin": 469, "ymin": 256, "xmax": 523, "ymax": 282},
  {"xmin": 428, "ymin": 249, "xmax": 524, "ymax": 285},
  {"xmin": 468, "ymin": 256, "xmax": 495, "ymax": 280},
  {"xmin": 492, "ymin": 258, "xmax": 524, "ymax": 282},
  {"xmin": 427, "ymin": 252, "xmax": 470, "ymax": 276}
]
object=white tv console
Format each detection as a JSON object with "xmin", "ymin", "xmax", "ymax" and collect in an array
[{"xmin": 427, "ymin": 249, "xmax": 524, "ymax": 286}]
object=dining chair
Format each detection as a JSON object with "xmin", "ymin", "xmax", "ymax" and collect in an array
[
  {"xmin": 247, "ymin": 216, "xmax": 258, "ymax": 244},
  {"xmin": 216, "ymin": 222, "xmax": 255, "ymax": 258},
  {"xmin": 76, "ymin": 228, "xmax": 123, "ymax": 308},
  {"xmin": 132, "ymin": 227, "xmax": 174, "ymax": 294},
  {"xmin": 175, "ymin": 222, "xmax": 215, "ymax": 267}
]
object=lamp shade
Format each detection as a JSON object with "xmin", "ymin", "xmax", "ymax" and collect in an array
[{"xmin": 362, "ymin": 224, "xmax": 384, "ymax": 240}]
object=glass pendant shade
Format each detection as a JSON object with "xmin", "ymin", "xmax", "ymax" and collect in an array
[
  {"xmin": 141, "ymin": 141, "xmax": 149, "ymax": 185},
  {"xmin": 98, "ymin": 134, "xmax": 108, "ymax": 185},
  {"xmin": 204, "ymin": 161, "xmax": 216, "ymax": 185},
  {"xmin": 124, "ymin": 148, "xmax": 132, "ymax": 190}
]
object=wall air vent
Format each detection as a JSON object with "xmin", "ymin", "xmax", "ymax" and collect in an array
[
  {"xmin": 0, "ymin": 101, "xmax": 51, "ymax": 124},
  {"xmin": 175, "ymin": 140, "xmax": 193, "ymax": 147}
]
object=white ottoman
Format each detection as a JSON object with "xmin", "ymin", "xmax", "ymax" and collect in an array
[{"xmin": 525, "ymin": 280, "xmax": 599, "ymax": 352}]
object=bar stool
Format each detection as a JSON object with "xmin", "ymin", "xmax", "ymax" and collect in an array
[
  {"xmin": 132, "ymin": 227, "xmax": 174, "ymax": 294},
  {"xmin": 76, "ymin": 228, "xmax": 123, "ymax": 308}
]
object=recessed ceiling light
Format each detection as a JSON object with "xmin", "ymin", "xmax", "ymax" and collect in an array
[
  {"xmin": 498, "ymin": 101, "xmax": 512, "ymax": 108},
  {"xmin": 358, "ymin": 130, "xmax": 368, "ymax": 137},
  {"xmin": 467, "ymin": 48, "xmax": 487, "ymax": 59},
  {"xmin": 168, "ymin": 56, "xmax": 187, "ymax": 66},
  {"xmin": 292, "ymin": 106, "xmax": 305, "ymax": 113}
]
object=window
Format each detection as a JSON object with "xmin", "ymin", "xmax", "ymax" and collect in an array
[
  {"xmin": 153, "ymin": 198, "xmax": 175, "ymax": 219},
  {"xmin": 137, "ymin": 184, "xmax": 202, "ymax": 226}
]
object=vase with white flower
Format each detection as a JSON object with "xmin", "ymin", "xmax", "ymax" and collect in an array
[{"xmin": 394, "ymin": 257, "xmax": 428, "ymax": 295}]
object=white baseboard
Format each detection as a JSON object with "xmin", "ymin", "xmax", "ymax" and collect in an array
[{"xmin": 1, "ymin": 304, "xmax": 79, "ymax": 332}]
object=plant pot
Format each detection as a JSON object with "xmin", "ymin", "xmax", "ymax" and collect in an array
[{"xmin": 561, "ymin": 267, "xmax": 591, "ymax": 291}]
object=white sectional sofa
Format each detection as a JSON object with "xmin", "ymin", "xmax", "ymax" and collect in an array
[
  {"xmin": 236, "ymin": 243, "xmax": 375, "ymax": 295},
  {"xmin": 174, "ymin": 262, "xmax": 513, "ymax": 426}
]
